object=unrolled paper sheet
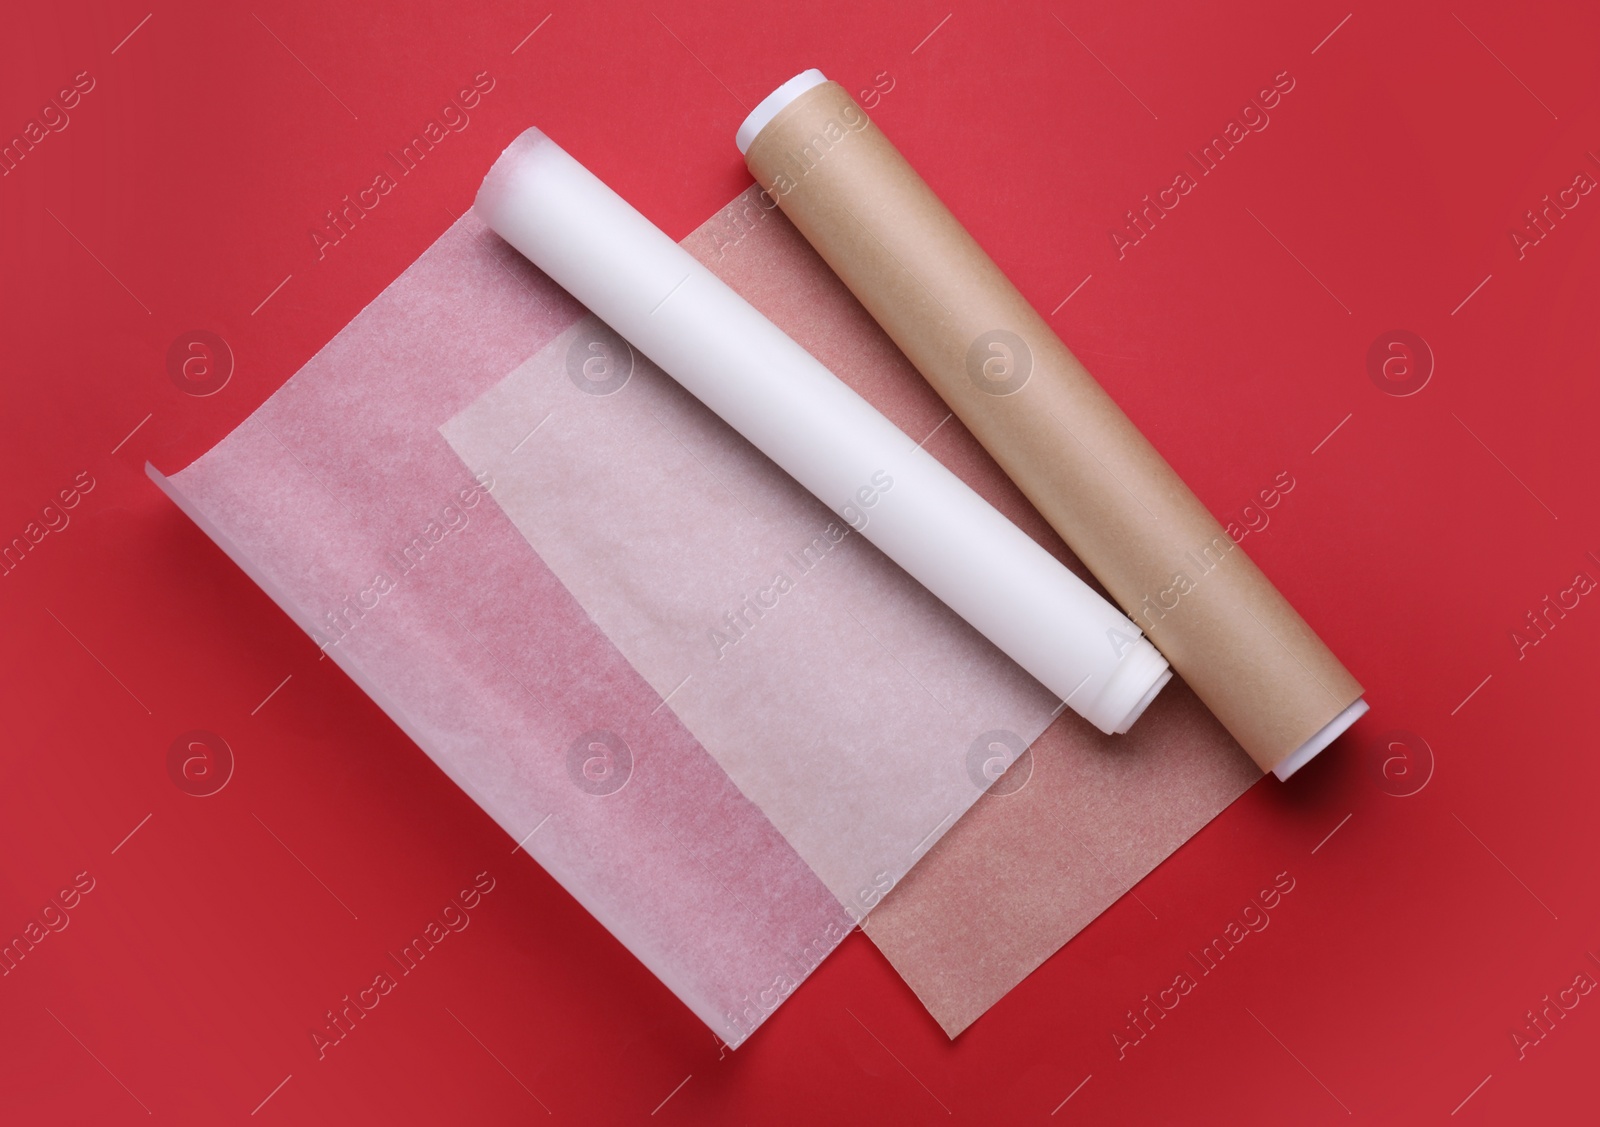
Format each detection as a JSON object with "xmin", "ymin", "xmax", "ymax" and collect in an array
[
  {"xmin": 690, "ymin": 185, "xmax": 1261, "ymax": 1037},
  {"xmin": 440, "ymin": 316, "xmax": 1056, "ymax": 909},
  {"xmin": 153, "ymin": 194, "xmax": 1060, "ymax": 1045},
  {"xmin": 862, "ymin": 681, "xmax": 1258, "ymax": 1036}
]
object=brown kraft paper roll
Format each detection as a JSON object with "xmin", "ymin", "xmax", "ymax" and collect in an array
[{"xmin": 740, "ymin": 73, "xmax": 1364, "ymax": 778}]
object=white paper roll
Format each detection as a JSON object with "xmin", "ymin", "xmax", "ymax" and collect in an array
[{"xmin": 474, "ymin": 128, "xmax": 1171, "ymax": 734}]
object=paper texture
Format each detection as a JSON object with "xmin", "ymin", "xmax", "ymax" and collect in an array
[
  {"xmin": 744, "ymin": 81, "xmax": 1363, "ymax": 773},
  {"xmin": 689, "ymin": 183, "xmax": 1261, "ymax": 1037},
  {"xmin": 440, "ymin": 315, "xmax": 1057, "ymax": 909},
  {"xmin": 154, "ymin": 193, "xmax": 1069, "ymax": 1044},
  {"xmin": 153, "ymin": 218, "xmax": 856, "ymax": 1047},
  {"xmin": 862, "ymin": 680, "xmax": 1258, "ymax": 1036}
]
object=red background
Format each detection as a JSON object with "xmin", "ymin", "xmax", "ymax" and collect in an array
[{"xmin": 3, "ymin": 1, "xmax": 1598, "ymax": 1122}]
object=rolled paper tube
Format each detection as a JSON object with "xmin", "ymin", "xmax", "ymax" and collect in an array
[
  {"xmin": 738, "ymin": 72, "xmax": 1366, "ymax": 779},
  {"xmin": 475, "ymin": 129, "xmax": 1172, "ymax": 736}
]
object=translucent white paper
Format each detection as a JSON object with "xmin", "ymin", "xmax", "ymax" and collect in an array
[
  {"xmin": 152, "ymin": 201, "xmax": 1064, "ymax": 1044},
  {"xmin": 442, "ymin": 316, "xmax": 1056, "ymax": 907}
]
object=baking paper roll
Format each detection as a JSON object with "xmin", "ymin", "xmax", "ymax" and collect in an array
[
  {"xmin": 475, "ymin": 129, "xmax": 1172, "ymax": 735},
  {"xmin": 738, "ymin": 73, "xmax": 1366, "ymax": 778}
]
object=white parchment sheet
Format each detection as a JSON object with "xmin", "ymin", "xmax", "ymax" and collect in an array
[
  {"xmin": 443, "ymin": 316, "xmax": 1056, "ymax": 909},
  {"xmin": 156, "ymin": 200, "xmax": 1058, "ymax": 1045}
]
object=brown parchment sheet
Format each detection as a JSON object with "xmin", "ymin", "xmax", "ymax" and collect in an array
[
  {"xmin": 696, "ymin": 183, "xmax": 1259, "ymax": 1038},
  {"xmin": 861, "ymin": 679, "xmax": 1258, "ymax": 1037},
  {"xmin": 744, "ymin": 82, "xmax": 1363, "ymax": 773}
]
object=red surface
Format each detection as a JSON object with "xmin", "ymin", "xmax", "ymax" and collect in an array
[{"xmin": 2, "ymin": 1, "xmax": 1597, "ymax": 1122}]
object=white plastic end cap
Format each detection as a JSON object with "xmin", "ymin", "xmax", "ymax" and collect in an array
[
  {"xmin": 1114, "ymin": 667, "xmax": 1173, "ymax": 735},
  {"xmin": 736, "ymin": 69, "xmax": 828, "ymax": 155},
  {"xmin": 1272, "ymin": 698, "xmax": 1369, "ymax": 781}
]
